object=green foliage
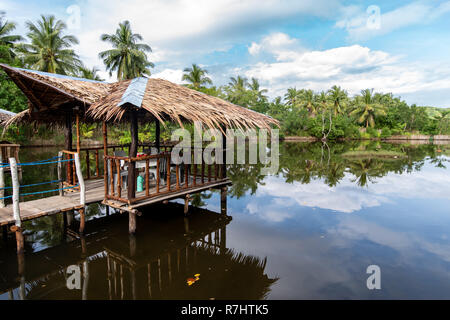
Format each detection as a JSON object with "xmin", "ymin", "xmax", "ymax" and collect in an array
[{"xmin": 380, "ymin": 127, "xmax": 392, "ymax": 138}]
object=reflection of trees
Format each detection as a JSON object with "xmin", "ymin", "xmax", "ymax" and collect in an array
[
  {"xmin": 227, "ymin": 163, "xmax": 266, "ymax": 198},
  {"xmin": 347, "ymin": 159, "xmax": 385, "ymax": 187}
]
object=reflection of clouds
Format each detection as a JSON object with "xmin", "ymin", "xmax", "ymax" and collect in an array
[
  {"xmin": 328, "ymin": 215, "xmax": 450, "ymax": 263},
  {"xmin": 245, "ymin": 162, "xmax": 450, "ymax": 222}
]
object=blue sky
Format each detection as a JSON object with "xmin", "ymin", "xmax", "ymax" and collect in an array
[{"xmin": 1, "ymin": 0, "xmax": 450, "ymax": 107}]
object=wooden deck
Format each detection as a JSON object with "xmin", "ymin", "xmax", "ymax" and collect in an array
[{"xmin": 0, "ymin": 176, "xmax": 230, "ymax": 227}]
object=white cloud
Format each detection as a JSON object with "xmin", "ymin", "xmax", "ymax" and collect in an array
[
  {"xmin": 150, "ymin": 68, "xmax": 184, "ymax": 84},
  {"xmin": 242, "ymin": 33, "xmax": 450, "ymax": 106},
  {"xmin": 336, "ymin": 1, "xmax": 450, "ymax": 41}
]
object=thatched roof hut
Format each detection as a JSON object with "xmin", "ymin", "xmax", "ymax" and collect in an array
[{"xmin": 0, "ymin": 63, "xmax": 278, "ymax": 131}]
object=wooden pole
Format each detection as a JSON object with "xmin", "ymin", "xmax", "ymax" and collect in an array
[
  {"xmin": 222, "ymin": 127, "xmax": 227, "ymax": 178},
  {"xmin": 127, "ymin": 112, "xmax": 138, "ymax": 200},
  {"xmin": 103, "ymin": 122, "xmax": 108, "ymax": 199},
  {"xmin": 184, "ymin": 194, "xmax": 190, "ymax": 216},
  {"xmin": 10, "ymin": 157, "xmax": 24, "ymax": 254},
  {"xmin": 74, "ymin": 153, "xmax": 86, "ymax": 234},
  {"xmin": 129, "ymin": 210, "xmax": 136, "ymax": 234},
  {"xmin": 0, "ymin": 151, "xmax": 4, "ymax": 208},
  {"xmin": 221, "ymin": 186, "xmax": 227, "ymax": 215},
  {"xmin": 76, "ymin": 113, "xmax": 80, "ymax": 154},
  {"xmin": 58, "ymin": 151, "xmax": 64, "ymax": 196},
  {"xmin": 155, "ymin": 119, "xmax": 160, "ymax": 152},
  {"xmin": 65, "ymin": 111, "xmax": 73, "ymax": 185}
]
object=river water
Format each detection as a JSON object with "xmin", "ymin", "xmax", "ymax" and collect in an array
[{"xmin": 0, "ymin": 141, "xmax": 449, "ymax": 299}]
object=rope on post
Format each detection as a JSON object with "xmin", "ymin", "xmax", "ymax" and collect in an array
[{"xmin": 9, "ymin": 157, "xmax": 21, "ymax": 228}]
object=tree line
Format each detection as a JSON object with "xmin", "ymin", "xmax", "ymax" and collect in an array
[{"xmin": 0, "ymin": 11, "xmax": 449, "ymax": 143}]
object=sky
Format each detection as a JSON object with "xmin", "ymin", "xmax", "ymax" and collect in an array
[{"xmin": 1, "ymin": 0, "xmax": 450, "ymax": 107}]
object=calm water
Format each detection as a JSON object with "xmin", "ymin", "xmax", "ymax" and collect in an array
[{"xmin": 0, "ymin": 141, "xmax": 449, "ymax": 299}]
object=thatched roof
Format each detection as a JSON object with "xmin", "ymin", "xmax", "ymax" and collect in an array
[
  {"xmin": 0, "ymin": 108, "xmax": 16, "ymax": 126},
  {"xmin": 0, "ymin": 64, "xmax": 279, "ymax": 131}
]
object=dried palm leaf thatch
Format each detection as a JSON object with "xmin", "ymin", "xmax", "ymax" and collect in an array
[
  {"xmin": 88, "ymin": 78, "xmax": 279, "ymax": 132},
  {"xmin": 0, "ymin": 108, "xmax": 16, "ymax": 126}
]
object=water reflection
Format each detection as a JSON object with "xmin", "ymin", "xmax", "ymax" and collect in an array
[{"xmin": 0, "ymin": 203, "xmax": 277, "ymax": 300}]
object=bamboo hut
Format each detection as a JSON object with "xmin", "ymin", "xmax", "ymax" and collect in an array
[{"xmin": 0, "ymin": 63, "xmax": 278, "ymax": 230}]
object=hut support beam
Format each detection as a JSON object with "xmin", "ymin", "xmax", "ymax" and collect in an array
[
  {"xmin": 129, "ymin": 210, "xmax": 136, "ymax": 234},
  {"xmin": 65, "ymin": 112, "xmax": 73, "ymax": 185},
  {"xmin": 184, "ymin": 194, "xmax": 190, "ymax": 216},
  {"xmin": 221, "ymin": 186, "xmax": 227, "ymax": 215},
  {"xmin": 155, "ymin": 120, "xmax": 160, "ymax": 152},
  {"xmin": 127, "ymin": 112, "xmax": 138, "ymax": 200}
]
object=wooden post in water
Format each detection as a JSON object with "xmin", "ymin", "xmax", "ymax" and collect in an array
[
  {"xmin": 127, "ymin": 112, "xmax": 138, "ymax": 200},
  {"xmin": 221, "ymin": 186, "xmax": 227, "ymax": 215},
  {"xmin": 76, "ymin": 113, "xmax": 81, "ymax": 154},
  {"xmin": 129, "ymin": 210, "xmax": 137, "ymax": 234},
  {"xmin": 9, "ymin": 157, "xmax": 24, "ymax": 254},
  {"xmin": 184, "ymin": 194, "xmax": 190, "ymax": 216}
]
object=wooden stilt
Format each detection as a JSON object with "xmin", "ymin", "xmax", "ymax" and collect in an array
[
  {"xmin": 129, "ymin": 234, "xmax": 136, "ymax": 256},
  {"xmin": 79, "ymin": 207, "xmax": 85, "ymax": 235},
  {"xmin": 184, "ymin": 217, "xmax": 190, "ymax": 235},
  {"xmin": 221, "ymin": 186, "xmax": 227, "ymax": 215},
  {"xmin": 76, "ymin": 113, "xmax": 80, "ymax": 155},
  {"xmin": 11, "ymin": 226, "xmax": 24, "ymax": 254},
  {"xmin": 184, "ymin": 194, "xmax": 190, "ymax": 215},
  {"xmin": 129, "ymin": 210, "xmax": 137, "ymax": 234}
]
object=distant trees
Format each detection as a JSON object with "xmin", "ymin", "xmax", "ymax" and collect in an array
[
  {"xmin": 0, "ymin": 11, "xmax": 22, "ymax": 62},
  {"xmin": 349, "ymin": 89, "xmax": 387, "ymax": 128}
]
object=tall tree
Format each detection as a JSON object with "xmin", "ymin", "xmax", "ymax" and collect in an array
[
  {"xmin": 327, "ymin": 85, "xmax": 347, "ymax": 116},
  {"xmin": 0, "ymin": 11, "xmax": 23, "ymax": 62},
  {"xmin": 298, "ymin": 89, "xmax": 318, "ymax": 116},
  {"xmin": 350, "ymin": 89, "xmax": 387, "ymax": 128},
  {"xmin": 99, "ymin": 20, "xmax": 153, "ymax": 80},
  {"xmin": 284, "ymin": 87, "xmax": 299, "ymax": 107},
  {"xmin": 18, "ymin": 15, "xmax": 81, "ymax": 74},
  {"xmin": 182, "ymin": 64, "xmax": 212, "ymax": 88},
  {"xmin": 248, "ymin": 78, "xmax": 268, "ymax": 100}
]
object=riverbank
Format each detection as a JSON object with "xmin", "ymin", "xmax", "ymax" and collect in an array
[{"xmin": 282, "ymin": 134, "xmax": 450, "ymax": 143}]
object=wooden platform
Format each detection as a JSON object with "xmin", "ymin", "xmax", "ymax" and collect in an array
[{"xmin": 0, "ymin": 177, "xmax": 231, "ymax": 226}]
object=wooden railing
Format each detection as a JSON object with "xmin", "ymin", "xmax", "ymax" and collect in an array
[{"xmin": 104, "ymin": 147, "xmax": 227, "ymax": 205}]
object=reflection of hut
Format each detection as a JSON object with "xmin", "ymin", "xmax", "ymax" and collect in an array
[{"xmin": 0, "ymin": 203, "xmax": 277, "ymax": 300}]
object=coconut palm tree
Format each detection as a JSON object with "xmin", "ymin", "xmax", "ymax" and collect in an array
[
  {"xmin": 0, "ymin": 12, "xmax": 23, "ymax": 61},
  {"xmin": 248, "ymin": 78, "xmax": 268, "ymax": 100},
  {"xmin": 350, "ymin": 89, "xmax": 387, "ymax": 128},
  {"xmin": 77, "ymin": 65, "xmax": 103, "ymax": 81},
  {"xmin": 284, "ymin": 87, "xmax": 300, "ymax": 107},
  {"xmin": 327, "ymin": 85, "xmax": 347, "ymax": 116},
  {"xmin": 17, "ymin": 15, "xmax": 81, "ymax": 74},
  {"xmin": 298, "ymin": 89, "xmax": 318, "ymax": 116},
  {"xmin": 99, "ymin": 20, "xmax": 153, "ymax": 80},
  {"xmin": 182, "ymin": 64, "xmax": 212, "ymax": 88}
]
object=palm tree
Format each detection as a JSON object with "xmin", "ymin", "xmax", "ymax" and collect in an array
[
  {"xmin": 99, "ymin": 20, "xmax": 153, "ymax": 80},
  {"xmin": 228, "ymin": 75, "xmax": 248, "ymax": 91},
  {"xmin": 284, "ymin": 87, "xmax": 299, "ymax": 107},
  {"xmin": 77, "ymin": 65, "xmax": 103, "ymax": 81},
  {"xmin": 248, "ymin": 78, "xmax": 268, "ymax": 100},
  {"xmin": 298, "ymin": 89, "xmax": 318, "ymax": 116},
  {"xmin": 18, "ymin": 15, "xmax": 81, "ymax": 74},
  {"xmin": 350, "ymin": 89, "xmax": 387, "ymax": 128},
  {"xmin": 327, "ymin": 85, "xmax": 347, "ymax": 115},
  {"xmin": 0, "ymin": 12, "xmax": 23, "ymax": 61},
  {"xmin": 182, "ymin": 64, "xmax": 212, "ymax": 88}
]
